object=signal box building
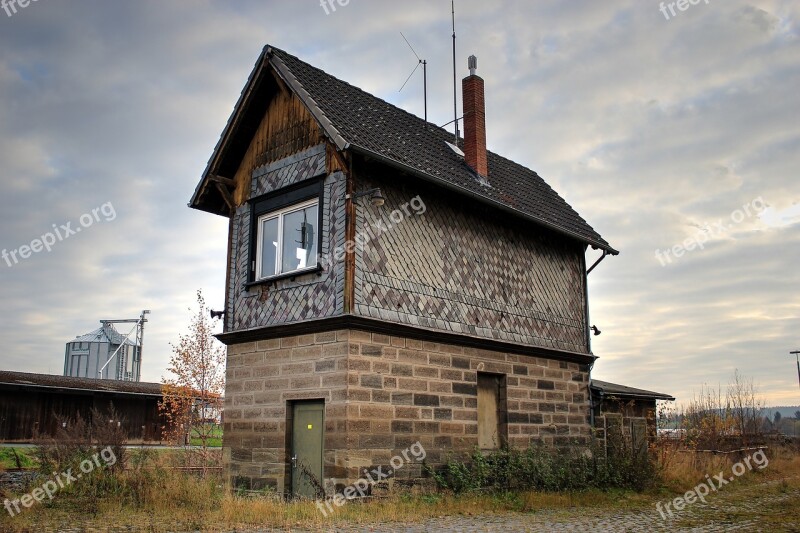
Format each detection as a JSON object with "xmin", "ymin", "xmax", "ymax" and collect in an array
[{"xmin": 190, "ymin": 45, "xmax": 619, "ymax": 496}]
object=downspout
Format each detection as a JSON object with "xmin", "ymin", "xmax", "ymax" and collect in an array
[
  {"xmin": 583, "ymin": 248, "xmax": 597, "ymax": 430},
  {"xmin": 585, "ymin": 247, "xmax": 607, "ymax": 430},
  {"xmin": 589, "ymin": 384, "xmax": 595, "ymax": 429},
  {"xmin": 587, "ymin": 249, "xmax": 609, "ymax": 275}
]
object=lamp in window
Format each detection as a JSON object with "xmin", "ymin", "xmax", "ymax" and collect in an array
[
  {"xmin": 297, "ymin": 210, "xmax": 315, "ymax": 265},
  {"xmin": 347, "ymin": 188, "xmax": 385, "ymax": 207}
]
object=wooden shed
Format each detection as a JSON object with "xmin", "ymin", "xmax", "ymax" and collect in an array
[{"xmin": 0, "ymin": 371, "xmax": 166, "ymax": 443}]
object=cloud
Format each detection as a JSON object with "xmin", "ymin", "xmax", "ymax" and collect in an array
[{"xmin": 0, "ymin": 0, "xmax": 797, "ymax": 406}]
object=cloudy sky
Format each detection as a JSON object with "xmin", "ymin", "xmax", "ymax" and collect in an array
[{"xmin": 0, "ymin": 0, "xmax": 797, "ymax": 406}]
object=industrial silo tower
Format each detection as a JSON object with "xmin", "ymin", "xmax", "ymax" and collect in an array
[{"xmin": 63, "ymin": 310, "xmax": 149, "ymax": 382}]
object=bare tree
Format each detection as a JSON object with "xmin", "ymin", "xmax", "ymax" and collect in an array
[
  {"xmin": 727, "ymin": 369, "xmax": 765, "ymax": 446},
  {"xmin": 682, "ymin": 383, "xmax": 732, "ymax": 450},
  {"xmin": 159, "ymin": 290, "xmax": 225, "ymax": 475},
  {"xmin": 681, "ymin": 370, "xmax": 766, "ymax": 451}
]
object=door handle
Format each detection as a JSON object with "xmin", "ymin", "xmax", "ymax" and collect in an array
[{"xmin": 291, "ymin": 454, "xmax": 297, "ymax": 468}]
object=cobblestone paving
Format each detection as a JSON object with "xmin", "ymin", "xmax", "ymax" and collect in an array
[{"xmin": 292, "ymin": 480, "xmax": 799, "ymax": 533}]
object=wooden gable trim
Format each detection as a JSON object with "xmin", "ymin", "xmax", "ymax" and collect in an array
[{"xmin": 267, "ymin": 49, "xmax": 349, "ymax": 152}]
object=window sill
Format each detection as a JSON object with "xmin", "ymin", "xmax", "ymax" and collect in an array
[{"xmin": 245, "ymin": 265, "xmax": 324, "ymax": 289}]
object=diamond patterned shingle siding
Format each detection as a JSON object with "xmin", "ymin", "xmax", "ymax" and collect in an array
[
  {"xmin": 226, "ymin": 145, "xmax": 345, "ymax": 331},
  {"xmin": 354, "ymin": 178, "xmax": 589, "ymax": 354}
]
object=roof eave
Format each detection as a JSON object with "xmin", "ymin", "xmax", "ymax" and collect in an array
[
  {"xmin": 189, "ymin": 46, "xmax": 272, "ymax": 215},
  {"xmin": 590, "ymin": 382, "xmax": 675, "ymax": 402}
]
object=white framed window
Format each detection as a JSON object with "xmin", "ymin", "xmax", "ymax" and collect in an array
[{"xmin": 255, "ymin": 199, "xmax": 319, "ymax": 280}]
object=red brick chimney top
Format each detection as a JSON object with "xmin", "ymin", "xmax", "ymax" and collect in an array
[{"xmin": 462, "ymin": 55, "xmax": 488, "ymax": 178}]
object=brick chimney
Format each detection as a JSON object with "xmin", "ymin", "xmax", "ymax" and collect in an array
[{"xmin": 462, "ymin": 55, "xmax": 488, "ymax": 177}]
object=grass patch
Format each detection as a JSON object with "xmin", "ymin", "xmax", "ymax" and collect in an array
[
  {"xmin": 0, "ymin": 447, "xmax": 37, "ymax": 469},
  {"xmin": 189, "ymin": 424, "xmax": 223, "ymax": 448}
]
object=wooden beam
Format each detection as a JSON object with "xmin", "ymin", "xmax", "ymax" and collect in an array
[
  {"xmin": 209, "ymin": 174, "xmax": 236, "ymax": 189},
  {"xmin": 270, "ymin": 68, "xmax": 291, "ymax": 96},
  {"xmin": 215, "ymin": 182, "xmax": 235, "ymax": 214},
  {"xmin": 343, "ymin": 152, "xmax": 356, "ymax": 314}
]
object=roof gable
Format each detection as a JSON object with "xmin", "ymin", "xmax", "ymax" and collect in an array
[{"xmin": 191, "ymin": 45, "xmax": 616, "ymax": 254}]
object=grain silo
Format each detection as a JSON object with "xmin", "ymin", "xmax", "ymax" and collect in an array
[{"xmin": 63, "ymin": 311, "xmax": 148, "ymax": 382}]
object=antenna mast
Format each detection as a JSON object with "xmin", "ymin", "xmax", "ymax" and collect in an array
[
  {"xmin": 399, "ymin": 32, "xmax": 428, "ymax": 127},
  {"xmin": 452, "ymin": 0, "xmax": 459, "ymax": 144}
]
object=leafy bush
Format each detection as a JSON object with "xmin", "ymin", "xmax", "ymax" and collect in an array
[{"xmin": 428, "ymin": 439, "xmax": 657, "ymax": 494}]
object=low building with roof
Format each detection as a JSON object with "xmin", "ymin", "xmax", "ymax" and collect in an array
[
  {"xmin": 590, "ymin": 379, "xmax": 675, "ymax": 454},
  {"xmin": 0, "ymin": 370, "xmax": 164, "ymax": 443}
]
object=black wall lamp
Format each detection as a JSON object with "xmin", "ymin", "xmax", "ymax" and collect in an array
[
  {"xmin": 347, "ymin": 187, "xmax": 385, "ymax": 207},
  {"xmin": 210, "ymin": 309, "xmax": 226, "ymax": 320},
  {"xmin": 590, "ymin": 325, "xmax": 602, "ymax": 336}
]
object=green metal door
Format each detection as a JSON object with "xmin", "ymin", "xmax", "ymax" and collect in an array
[{"xmin": 291, "ymin": 401, "xmax": 324, "ymax": 498}]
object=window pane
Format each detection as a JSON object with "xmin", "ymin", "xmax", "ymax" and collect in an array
[
  {"xmin": 259, "ymin": 217, "xmax": 279, "ymax": 278},
  {"xmin": 281, "ymin": 204, "xmax": 318, "ymax": 273}
]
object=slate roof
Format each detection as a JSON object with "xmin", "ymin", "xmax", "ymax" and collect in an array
[
  {"xmin": 0, "ymin": 370, "xmax": 162, "ymax": 396},
  {"xmin": 590, "ymin": 379, "xmax": 675, "ymax": 401},
  {"xmin": 191, "ymin": 45, "xmax": 617, "ymax": 254}
]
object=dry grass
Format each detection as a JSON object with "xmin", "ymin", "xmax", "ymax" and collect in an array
[
  {"xmin": 658, "ymin": 445, "xmax": 800, "ymax": 492},
  {"xmin": 0, "ymin": 480, "xmax": 649, "ymax": 532},
  {"xmin": 668, "ymin": 449, "xmax": 800, "ymax": 529},
  {"xmin": 1, "ymin": 446, "xmax": 797, "ymax": 532}
]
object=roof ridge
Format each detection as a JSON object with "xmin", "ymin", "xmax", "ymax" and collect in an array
[{"xmin": 269, "ymin": 45, "xmax": 459, "ymax": 143}]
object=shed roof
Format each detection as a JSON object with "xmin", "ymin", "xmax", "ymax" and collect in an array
[
  {"xmin": 0, "ymin": 371, "xmax": 161, "ymax": 397},
  {"xmin": 590, "ymin": 379, "xmax": 675, "ymax": 401},
  {"xmin": 191, "ymin": 45, "xmax": 617, "ymax": 255}
]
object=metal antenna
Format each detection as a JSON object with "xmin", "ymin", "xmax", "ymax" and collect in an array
[
  {"xmin": 399, "ymin": 32, "xmax": 428, "ymax": 127},
  {"xmin": 452, "ymin": 0, "xmax": 459, "ymax": 144}
]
